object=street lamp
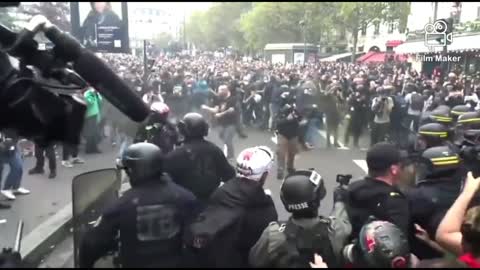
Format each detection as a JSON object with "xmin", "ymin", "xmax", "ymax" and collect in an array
[{"xmin": 299, "ymin": 20, "xmax": 306, "ymax": 64}]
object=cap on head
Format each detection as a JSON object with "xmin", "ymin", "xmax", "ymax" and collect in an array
[{"xmin": 236, "ymin": 146, "xmax": 274, "ymax": 182}]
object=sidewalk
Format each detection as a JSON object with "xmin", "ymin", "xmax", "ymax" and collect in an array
[{"xmin": 0, "ymin": 141, "xmax": 118, "ymax": 249}]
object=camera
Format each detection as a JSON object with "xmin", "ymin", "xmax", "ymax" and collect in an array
[{"xmin": 336, "ymin": 174, "xmax": 352, "ymax": 186}]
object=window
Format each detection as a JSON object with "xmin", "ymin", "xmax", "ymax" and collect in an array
[
  {"xmin": 374, "ymin": 21, "xmax": 380, "ymax": 35},
  {"xmin": 358, "ymin": 46, "xmax": 364, "ymax": 52},
  {"xmin": 361, "ymin": 23, "xmax": 367, "ymax": 36},
  {"xmin": 326, "ymin": 47, "xmax": 332, "ymax": 53}
]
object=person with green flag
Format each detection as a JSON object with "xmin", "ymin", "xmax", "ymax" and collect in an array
[{"xmin": 84, "ymin": 87, "xmax": 103, "ymax": 154}]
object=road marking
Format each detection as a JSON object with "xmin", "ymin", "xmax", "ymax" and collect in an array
[
  {"xmin": 353, "ymin": 159, "xmax": 368, "ymax": 174},
  {"xmin": 318, "ymin": 130, "xmax": 349, "ymax": 150}
]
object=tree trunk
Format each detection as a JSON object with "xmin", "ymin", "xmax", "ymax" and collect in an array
[{"xmin": 351, "ymin": 28, "xmax": 358, "ymax": 63}]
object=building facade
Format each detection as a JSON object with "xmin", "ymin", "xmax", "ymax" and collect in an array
[
  {"xmin": 128, "ymin": 3, "xmax": 182, "ymax": 50},
  {"xmin": 350, "ymin": 19, "xmax": 406, "ymax": 53}
]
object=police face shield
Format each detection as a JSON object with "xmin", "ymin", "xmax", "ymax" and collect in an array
[{"xmin": 72, "ymin": 169, "xmax": 121, "ymax": 268}]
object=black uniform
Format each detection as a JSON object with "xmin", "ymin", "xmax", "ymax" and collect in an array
[
  {"xmin": 164, "ymin": 138, "xmax": 235, "ymax": 202},
  {"xmin": 187, "ymin": 178, "xmax": 278, "ymax": 268},
  {"xmin": 347, "ymin": 177, "xmax": 413, "ymax": 241},
  {"xmin": 79, "ymin": 174, "xmax": 197, "ymax": 268}
]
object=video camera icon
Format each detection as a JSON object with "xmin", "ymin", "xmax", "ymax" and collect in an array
[{"xmin": 424, "ymin": 19, "xmax": 453, "ymax": 52}]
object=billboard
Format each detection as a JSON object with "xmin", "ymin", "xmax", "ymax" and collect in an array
[{"xmin": 71, "ymin": 2, "xmax": 130, "ymax": 53}]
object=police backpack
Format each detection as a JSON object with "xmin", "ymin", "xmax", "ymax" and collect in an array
[{"xmin": 270, "ymin": 218, "xmax": 338, "ymax": 268}]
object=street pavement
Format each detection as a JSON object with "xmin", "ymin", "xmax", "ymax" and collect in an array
[{"xmin": 1, "ymin": 123, "xmax": 373, "ymax": 266}]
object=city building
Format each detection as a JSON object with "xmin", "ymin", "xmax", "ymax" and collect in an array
[
  {"xmin": 350, "ymin": 18, "xmax": 406, "ymax": 54},
  {"xmin": 128, "ymin": 3, "xmax": 183, "ymax": 51}
]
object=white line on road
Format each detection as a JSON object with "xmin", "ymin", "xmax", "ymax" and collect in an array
[
  {"xmin": 353, "ymin": 159, "xmax": 369, "ymax": 174},
  {"xmin": 318, "ymin": 130, "xmax": 349, "ymax": 150}
]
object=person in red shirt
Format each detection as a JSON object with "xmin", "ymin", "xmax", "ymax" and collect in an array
[{"xmin": 436, "ymin": 171, "xmax": 480, "ymax": 268}]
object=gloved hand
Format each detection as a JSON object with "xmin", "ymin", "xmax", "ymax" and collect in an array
[
  {"xmin": 333, "ymin": 185, "xmax": 349, "ymax": 203},
  {"xmin": 0, "ymin": 249, "xmax": 22, "ymax": 268}
]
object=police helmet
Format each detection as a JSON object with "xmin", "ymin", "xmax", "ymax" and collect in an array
[
  {"xmin": 280, "ymin": 169, "xmax": 326, "ymax": 215},
  {"xmin": 359, "ymin": 220, "xmax": 410, "ymax": 268},
  {"xmin": 451, "ymin": 105, "xmax": 471, "ymax": 121},
  {"xmin": 121, "ymin": 143, "xmax": 164, "ymax": 187},
  {"xmin": 420, "ymin": 105, "xmax": 452, "ymax": 126},
  {"xmin": 178, "ymin": 112, "xmax": 209, "ymax": 139},
  {"xmin": 457, "ymin": 111, "xmax": 480, "ymax": 130},
  {"xmin": 417, "ymin": 145, "xmax": 461, "ymax": 180},
  {"xmin": 417, "ymin": 123, "xmax": 450, "ymax": 151}
]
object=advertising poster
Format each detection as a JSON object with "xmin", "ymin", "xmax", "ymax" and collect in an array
[{"xmin": 71, "ymin": 2, "xmax": 130, "ymax": 53}]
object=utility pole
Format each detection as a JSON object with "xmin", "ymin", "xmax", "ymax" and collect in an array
[{"xmin": 143, "ymin": 40, "xmax": 148, "ymax": 84}]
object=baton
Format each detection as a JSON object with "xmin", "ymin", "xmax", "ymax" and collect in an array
[{"xmin": 13, "ymin": 220, "xmax": 24, "ymax": 253}]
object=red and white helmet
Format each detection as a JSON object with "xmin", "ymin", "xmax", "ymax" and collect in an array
[
  {"xmin": 236, "ymin": 146, "xmax": 274, "ymax": 181},
  {"xmin": 150, "ymin": 102, "xmax": 170, "ymax": 115}
]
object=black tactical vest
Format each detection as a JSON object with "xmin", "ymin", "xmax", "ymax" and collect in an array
[{"xmin": 273, "ymin": 218, "xmax": 337, "ymax": 268}]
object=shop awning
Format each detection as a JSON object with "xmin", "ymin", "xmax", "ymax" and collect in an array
[
  {"xmin": 357, "ymin": 52, "xmax": 408, "ymax": 63},
  {"xmin": 395, "ymin": 34, "xmax": 480, "ymax": 54},
  {"xmin": 319, "ymin": 51, "xmax": 364, "ymax": 62},
  {"xmin": 386, "ymin": 40, "xmax": 404, "ymax": 47}
]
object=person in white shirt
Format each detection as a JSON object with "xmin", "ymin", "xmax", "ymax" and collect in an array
[{"xmin": 370, "ymin": 87, "xmax": 394, "ymax": 146}]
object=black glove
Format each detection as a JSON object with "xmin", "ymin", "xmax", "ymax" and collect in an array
[
  {"xmin": 0, "ymin": 249, "xmax": 22, "ymax": 268},
  {"xmin": 333, "ymin": 186, "xmax": 349, "ymax": 203}
]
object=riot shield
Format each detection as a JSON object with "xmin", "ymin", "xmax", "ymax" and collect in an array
[{"xmin": 72, "ymin": 169, "xmax": 121, "ymax": 268}]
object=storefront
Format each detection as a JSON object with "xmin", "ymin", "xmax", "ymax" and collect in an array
[
  {"xmin": 395, "ymin": 33, "xmax": 480, "ymax": 76},
  {"xmin": 264, "ymin": 43, "xmax": 318, "ymax": 64}
]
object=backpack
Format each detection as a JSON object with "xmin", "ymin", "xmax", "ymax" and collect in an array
[
  {"xmin": 410, "ymin": 93, "xmax": 424, "ymax": 111},
  {"xmin": 270, "ymin": 219, "xmax": 338, "ymax": 268},
  {"xmin": 391, "ymin": 95, "xmax": 408, "ymax": 120}
]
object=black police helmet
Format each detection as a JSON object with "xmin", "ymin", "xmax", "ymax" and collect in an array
[
  {"xmin": 417, "ymin": 145, "xmax": 461, "ymax": 180},
  {"xmin": 457, "ymin": 111, "xmax": 480, "ymax": 130},
  {"xmin": 178, "ymin": 112, "xmax": 209, "ymax": 139},
  {"xmin": 417, "ymin": 123, "xmax": 450, "ymax": 150},
  {"xmin": 280, "ymin": 169, "xmax": 326, "ymax": 216},
  {"xmin": 121, "ymin": 142, "xmax": 164, "ymax": 187},
  {"xmin": 359, "ymin": 220, "xmax": 410, "ymax": 268},
  {"xmin": 451, "ymin": 105, "xmax": 472, "ymax": 119},
  {"xmin": 420, "ymin": 105, "xmax": 452, "ymax": 126}
]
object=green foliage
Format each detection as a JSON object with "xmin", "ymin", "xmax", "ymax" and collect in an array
[{"xmin": 185, "ymin": 2, "xmax": 411, "ymax": 57}]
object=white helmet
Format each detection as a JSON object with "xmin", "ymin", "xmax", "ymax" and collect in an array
[
  {"xmin": 236, "ymin": 146, "xmax": 274, "ymax": 181},
  {"xmin": 150, "ymin": 102, "xmax": 170, "ymax": 114}
]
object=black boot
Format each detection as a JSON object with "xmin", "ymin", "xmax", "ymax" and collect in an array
[
  {"xmin": 49, "ymin": 171, "xmax": 56, "ymax": 179},
  {"xmin": 29, "ymin": 167, "xmax": 44, "ymax": 175}
]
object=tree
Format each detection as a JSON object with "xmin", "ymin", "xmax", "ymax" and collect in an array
[
  {"xmin": 185, "ymin": 2, "xmax": 252, "ymax": 52},
  {"xmin": 240, "ymin": 2, "xmax": 337, "ymax": 52},
  {"xmin": 18, "ymin": 2, "xmax": 71, "ymax": 32}
]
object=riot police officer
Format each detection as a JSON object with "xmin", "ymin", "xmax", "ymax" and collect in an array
[
  {"xmin": 79, "ymin": 143, "xmax": 197, "ymax": 268},
  {"xmin": 164, "ymin": 113, "xmax": 235, "ymax": 203},
  {"xmin": 408, "ymin": 146, "xmax": 465, "ymax": 259},
  {"xmin": 134, "ymin": 102, "xmax": 179, "ymax": 154},
  {"xmin": 347, "ymin": 143, "xmax": 412, "ymax": 240},
  {"xmin": 249, "ymin": 169, "xmax": 351, "ymax": 268}
]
